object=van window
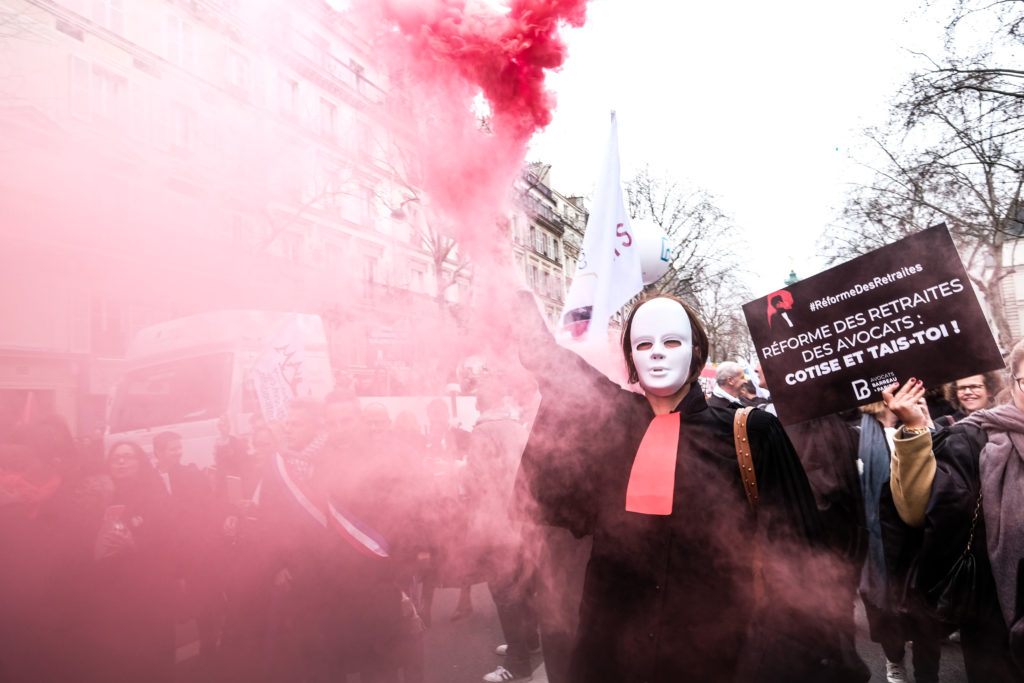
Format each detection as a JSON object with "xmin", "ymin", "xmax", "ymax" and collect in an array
[{"xmin": 110, "ymin": 353, "xmax": 232, "ymax": 432}]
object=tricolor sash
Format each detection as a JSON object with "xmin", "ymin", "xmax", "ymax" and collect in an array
[{"xmin": 273, "ymin": 453, "xmax": 390, "ymax": 559}]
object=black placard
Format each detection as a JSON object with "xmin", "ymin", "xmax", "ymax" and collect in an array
[{"xmin": 743, "ymin": 224, "xmax": 1003, "ymax": 425}]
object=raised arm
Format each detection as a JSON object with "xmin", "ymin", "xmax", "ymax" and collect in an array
[{"xmin": 882, "ymin": 379, "xmax": 936, "ymax": 528}]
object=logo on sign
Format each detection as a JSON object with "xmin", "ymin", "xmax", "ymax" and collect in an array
[{"xmin": 851, "ymin": 379, "xmax": 870, "ymax": 400}]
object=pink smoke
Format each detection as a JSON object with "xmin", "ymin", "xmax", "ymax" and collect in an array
[{"xmin": 352, "ymin": 0, "xmax": 588, "ymax": 243}]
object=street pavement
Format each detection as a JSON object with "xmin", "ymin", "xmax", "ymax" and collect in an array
[
  {"xmin": 424, "ymin": 584, "xmax": 547, "ymax": 683},
  {"xmin": 178, "ymin": 584, "xmax": 972, "ymax": 682},
  {"xmin": 852, "ymin": 601, "xmax": 967, "ymax": 683}
]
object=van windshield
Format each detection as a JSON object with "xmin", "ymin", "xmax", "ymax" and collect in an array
[{"xmin": 109, "ymin": 353, "xmax": 233, "ymax": 432}]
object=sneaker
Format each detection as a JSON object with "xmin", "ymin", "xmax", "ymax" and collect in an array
[
  {"xmin": 482, "ymin": 665, "xmax": 532, "ymax": 682},
  {"xmin": 886, "ymin": 659, "xmax": 908, "ymax": 683},
  {"xmin": 495, "ymin": 643, "xmax": 542, "ymax": 656}
]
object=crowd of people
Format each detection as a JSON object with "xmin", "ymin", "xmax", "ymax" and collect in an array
[
  {"xmin": 0, "ymin": 386, "xmax": 542, "ymax": 683},
  {"xmin": 1, "ymin": 294, "xmax": 1023, "ymax": 683}
]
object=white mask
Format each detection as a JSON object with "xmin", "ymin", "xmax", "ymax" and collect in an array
[{"xmin": 629, "ymin": 298, "xmax": 694, "ymax": 398}]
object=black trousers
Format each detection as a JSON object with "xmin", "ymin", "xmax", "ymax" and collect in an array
[{"xmin": 486, "ymin": 546, "xmax": 538, "ymax": 677}]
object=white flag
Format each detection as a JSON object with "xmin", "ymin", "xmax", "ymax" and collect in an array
[
  {"xmin": 560, "ymin": 111, "xmax": 644, "ymax": 341},
  {"xmin": 250, "ymin": 314, "xmax": 308, "ymax": 423}
]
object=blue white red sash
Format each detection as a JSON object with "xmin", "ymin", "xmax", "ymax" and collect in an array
[
  {"xmin": 273, "ymin": 453, "xmax": 390, "ymax": 559},
  {"xmin": 327, "ymin": 500, "xmax": 389, "ymax": 559}
]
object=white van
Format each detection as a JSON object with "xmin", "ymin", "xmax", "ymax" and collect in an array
[{"xmin": 106, "ymin": 311, "xmax": 333, "ymax": 468}]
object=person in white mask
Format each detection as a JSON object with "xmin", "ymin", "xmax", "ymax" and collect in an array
[{"xmin": 512, "ymin": 294, "xmax": 864, "ymax": 683}]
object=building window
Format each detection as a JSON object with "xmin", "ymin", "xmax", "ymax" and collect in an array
[
  {"xmin": 311, "ymin": 33, "xmax": 329, "ymax": 67},
  {"xmin": 319, "ymin": 98, "xmax": 336, "ymax": 138},
  {"xmin": 350, "ymin": 58, "xmax": 365, "ymax": 91},
  {"xmin": 92, "ymin": 0, "xmax": 125, "ymax": 34},
  {"xmin": 68, "ymin": 58, "xmax": 130, "ymax": 124},
  {"xmin": 278, "ymin": 73, "xmax": 298, "ymax": 115},
  {"xmin": 128, "ymin": 83, "xmax": 147, "ymax": 139},
  {"xmin": 69, "ymin": 56, "xmax": 91, "ymax": 118},
  {"xmin": 91, "ymin": 65, "xmax": 126, "ymax": 123},
  {"xmin": 226, "ymin": 49, "xmax": 250, "ymax": 95},
  {"xmin": 322, "ymin": 243, "xmax": 336, "ymax": 268},
  {"xmin": 169, "ymin": 103, "xmax": 195, "ymax": 151},
  {"xmin": 363, "ymin": 255, "xmax": 377, "ymax": 283},
  {"xmin": 285, "ymin": 233, "xmax": 304, "ymax": 263},
  {"xmin": 57, "ymin": 0, "xmax": 87, "ymax": 15},
  {"xmin": 165, "ymin": 14, "xmax": 194, "ymax": 69}
]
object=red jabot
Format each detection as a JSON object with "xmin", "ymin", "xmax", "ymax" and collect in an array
[{"xmin": 624, "ymin": 412, "xmax": 680, "ymax": 515}]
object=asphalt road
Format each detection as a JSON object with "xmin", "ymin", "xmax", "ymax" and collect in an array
[{"xmin": 178, "ymin": 585, "xmax": 971, "ymax": 683}]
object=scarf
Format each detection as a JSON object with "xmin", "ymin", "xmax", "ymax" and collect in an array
[
  {"xmin": 857, "ymin": 414, "xmax": 892, "ymax": 607},
  {"xmin": 962, "ymin": 404, "xmax": 1024, "ymax": 627}
]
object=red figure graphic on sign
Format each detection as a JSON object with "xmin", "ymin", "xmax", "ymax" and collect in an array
[{"xmin": 766, "ymin": 290, "xmax": 795, "ymax": 331}]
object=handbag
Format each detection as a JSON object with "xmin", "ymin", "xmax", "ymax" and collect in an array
[
  {"xmin": 926, "ymin": 489, "xmax": 984, "ymax": 623},
  {"xmin": 732, "ymin": 407, "xmax": 870, "ymax": 683}
]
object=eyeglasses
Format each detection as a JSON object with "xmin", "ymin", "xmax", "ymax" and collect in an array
[{"xmin": 955, "ymin": 384, "xmax": 984, "ymax": 394}]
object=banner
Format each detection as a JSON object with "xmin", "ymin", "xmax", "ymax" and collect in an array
[
  {"xmin": 743, "ymin": 224, "xmax": 1003, "ymax": 424},
  {"xmin": 559, "ymin": 111, "xmax": 644, "ymax": 340},
  {"xmin": 250, "ymin": 314, "xmax": 308, "ymax": 423}
]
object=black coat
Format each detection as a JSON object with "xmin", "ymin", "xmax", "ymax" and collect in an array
[
  {"xmin": 514, "ymin": 347, "xmax": 836, "ymax": 683},
  {"xmin": 786, "ymin": 415, "xmax": 867, "ymax": 567},
  {"xmin": 880, "ymin": 423, "xmax": 1022, "ymax": 682}
]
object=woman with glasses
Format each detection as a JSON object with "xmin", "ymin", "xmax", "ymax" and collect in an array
[
  {"xmin": 939, "ymin": 372, "xmax": 1004, "ymax": 424},
  {"xmin": 882, "ymin": 348, "xmax": 1024, "ymax": 682},
  {"xmin": 76, "ymin": 441, "xmax": 177, "ymax": 683}
]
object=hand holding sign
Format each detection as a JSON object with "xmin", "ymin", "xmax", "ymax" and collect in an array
[{"xmin": 881, "ymin": 378, "xmax": 929, "ymax": 430}]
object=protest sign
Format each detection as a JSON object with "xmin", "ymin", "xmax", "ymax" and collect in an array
[
  {"xmin": 743, "ymin": 224, "xmax": 1003, "ymax": 425},
  {"xmin": 249, "ymin": 315, "xmax": 308, "ymax": 423}
]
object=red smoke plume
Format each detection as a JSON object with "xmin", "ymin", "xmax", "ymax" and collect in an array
[
  {"xmin": 353, "ymin": 0, "xmax": 589, "ymax": 241},
  {"xmin": 380, "ymin": 0, "xmax": 587, "ymax": 141}
]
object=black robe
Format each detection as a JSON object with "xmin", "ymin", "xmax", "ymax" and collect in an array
[{"xmin": 513, "ymin": 345, "xmax": 839, "ymax": 683}]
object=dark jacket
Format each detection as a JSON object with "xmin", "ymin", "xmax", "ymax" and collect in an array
[
  {"xmin": 514, "ymin": 345, "xmax": 843, "ymax": 683},
  {"xmin": 880, "ymin": 422, "xmax": 1021, "ymax": 682},
  {"xmin": 788, "ymin": 415, "xmax": 867, "ymax": 568},
  {"xmin": 79, "ymin": 474, "xmax": 177, "ymax": 683}
]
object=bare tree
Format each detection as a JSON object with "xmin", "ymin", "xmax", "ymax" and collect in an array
[
  {"xmin": 624, "ymin": 166, "xmax": 751, "ymax": 359},
  {"xmin": 826, "ymin": 1, "xmax": 1024, "ymax": 349},
  {"xmin": 694, "ymin": 270, "xmax": 755, "ymax": 363},
  {"xmin": 912, "ymin": 0, "xmax": 1024, "ymax": 110},
  {"xmin": 625, "ymin": 166, "xmax": 739, "ymax": 301},
  {"xmin": 380, "ymin": 153, "xmax": 472, "ymax": 311}
]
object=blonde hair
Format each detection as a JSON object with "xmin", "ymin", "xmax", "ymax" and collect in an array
[{"xmin": 860, "ymin": 401, "xmax": 886, "ymax": 416}]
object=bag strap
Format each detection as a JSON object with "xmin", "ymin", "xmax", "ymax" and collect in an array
[
  {"xmin": 733, "ymin": 406, "xmax": 758, "ymax": 512},
  {"xmin": 964, "ymin": 490, "xmax": 983, "ymax": 553}
]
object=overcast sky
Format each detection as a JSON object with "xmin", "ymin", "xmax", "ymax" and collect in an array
[{"xmin": 529, "ymin": 0, "xmax": 949, "ymax": 297}]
